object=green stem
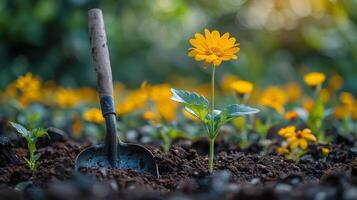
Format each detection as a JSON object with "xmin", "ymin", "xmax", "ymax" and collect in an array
[
  {"xmin": 210, "ymin": 66, "xmax": 216, "ymax": 137},
  {"xmin": 209, "ymin": 138, "xmax": 214, "ymax": 172},
  {"xmin": 208, "ymin": 66, "xmax": 216, "ymax": 173}
]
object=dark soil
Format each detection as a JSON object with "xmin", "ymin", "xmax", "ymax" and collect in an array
[{"xmin": 1, "ymin": 135, "xmax": 357, "ymax": 200}]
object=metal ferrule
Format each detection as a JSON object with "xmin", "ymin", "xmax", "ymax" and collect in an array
[{"xmin": 100, "ymin": 96, "xmax": 116, "ymax": 116}]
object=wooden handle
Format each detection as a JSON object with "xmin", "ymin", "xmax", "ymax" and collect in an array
[{"xmin": 88, "ymin": 8, "xmax": 113, "ymax": 98}]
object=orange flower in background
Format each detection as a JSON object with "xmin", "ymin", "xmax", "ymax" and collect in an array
[
  {"xmin": 188, "ymin": 29, "xmax": 240, "ymax": 67},
  {"xmin": 304, "ymin": 72, "xmax": 326, "ymax": 88},
  {"xmin": 284, "ymin": 111, "xmax": 299, "ymax": 121}
]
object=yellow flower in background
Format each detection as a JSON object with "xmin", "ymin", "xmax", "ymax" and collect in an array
[
  {"xmin": 259, "ymin": 86, "xmax": 287, "ymax": 113},
  {"xmin": 284, "ymin": 111, "xmax": 299, "ymax": 121},
  {"xmin": 221, "ymin": 74, "xmax": 239, "ymax": 91},
  {"xmin": 188, "ymin": 29, "xmax": 240, "ymax": 67},
  {"xmin": 285, "ymin": 128, "xmax": 316, "ymax": 151},
  {"xmin": 55, "ymin": 87, "xmax": 80, "ymax": 108},
  {"xmin": 146, "ymin": 84, "xmax": 178, "ymax": 123},
  {"xmin": 14, "ymin": 72, "xmax": 41, "ymax": 92},
  {"xmin": 328, "ymin": 73, "xmax": 343, "ymax": 91},
  {"xmin": 334, "ymin": 92, "xmax": 356, "ymax": 119},
  {"xmin": 278, "ymin": 125, "xmax": 296, "ymax": 138},
  {"xmin": 72, "ymin": 114, "xmax": 82, "ymax": 138},
  {"xmin": 304, "ymin": 72, "xmax": 326, "ymax": 88},
  {"xmin": 142, "ymin": 111, "xmax": 159, "ymax": 123},
  {"xmin": 321, "ymin": 147, "xmax": 330, "ymax": 157},
  {"xmin": 83, "ymin": 108, "xmax": 104, "ymax": 124},
  {"xmin": 303, "ymin": 99, "xmax": 314, "ymax": 113},
  {"xmin": 116, "ymin": 86, "xmax": 148, "ymax": 115},
  {"xmin": 286, "ymin": 82, "xmax": 301, "ymax": 102},
  {"xmin": 10, "ymin": 72, "xmax": 42, "ymax": 107},
  {"xmin": 319, "ymin": 88, "xmax": 330, "ymax": 103},
  {"xmin": 78, "ymin": 87, "xmax": 98, "ymax": 103},
  {"xmin": 230, "ymin": 80, "xmax": 254, "ymax": 95},
  {"xmin": 339, "ymin": 92, "xmax": 355, "ymax": 107},
  {"xmin": 276, "ymin": 146, "xmax": 290, "ymax": 157}
]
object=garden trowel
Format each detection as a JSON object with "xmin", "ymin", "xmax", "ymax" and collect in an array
[{"xmin": 75, "ymin": 8, "xmax": 159, "ymax": 177}]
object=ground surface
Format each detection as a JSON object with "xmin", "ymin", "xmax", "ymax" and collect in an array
[{"xmin": 1, "ymin": 134, "xmax": 357, "ymax": 200}]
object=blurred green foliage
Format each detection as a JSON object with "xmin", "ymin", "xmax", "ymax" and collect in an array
[{"xmin": 0, "ymin": 0, "xmax": 356, "ymax": 91}]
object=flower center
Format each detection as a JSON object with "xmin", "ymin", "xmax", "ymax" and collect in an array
[{"xmin": 210, "ymin": 47, "xmax": 223, "ymax": 56}]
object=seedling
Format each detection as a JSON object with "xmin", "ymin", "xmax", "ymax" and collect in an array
[
  {"xmin": 10, "ymin": 122, "xmax": 48, "ymax": 172},
  {"xmin": 171, "ymin": 29, "xmax": 259, "ymax": 172}
]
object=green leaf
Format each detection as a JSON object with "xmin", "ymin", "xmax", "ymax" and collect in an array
[
  {"xmin": 171, "ymin": 88, "xmax": 209, "ymax": 122},
  {"xmin": 32, "ymin": 154, "xmax": 41, "ymax": 162},
  {"xmin": 10, "ymin": 122, "xmax": 29, "ymax": 137},
  {"xmin": 33, "ymin": 128, "xmax": 48, "ymax": 138},
  {"xmin": 221, "ymin": 104, "xmax": 260, "ymax": 121}
]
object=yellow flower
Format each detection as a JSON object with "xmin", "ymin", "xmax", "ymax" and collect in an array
[
  {"xmin": 286, "ymin": 82, "xmax": 301, "ymax": 102},
  {"xmin": 142, "ymin": 111, "xmax": 159, "ymax": 123},
  {"xmin": 14, "ymin": 72, "xmax": 41, "ymax": 93},
  {"xmin": 78, "ymin": 87, "xmax": 98, "ymax": 104},
  {"xmin": 259, "ymin": 86, "xmax": 287, "ymax": 113},
  {"xmin": 188, "ymin": 29, "xmax": 240, "ymax": 67},
  {"xmin": 287, "ymin": 128, "xmax": 316, "ymax": 151},
  {"xmin": 230, "ymin": 80, "xmax": 254, "ymax": 95},
  {"xmin": 221, "ymin": 74, "xmax": 239, "ymax": 91},
  {"xmin": 55, "ymin": 87, "xmax": 80, "ymax": 108},
  {"xmin": 146, "ymin": 84, "xmax": 178, "ymax": 123},
  {"xmin": 116, "ymin": 86, "xmax": 148, "ymax": 115},
  {"xmin": 72, "ymin": 114, "xmax": 82, "ymax": 137},
  {"xmin": 11, "ymin": 72, "xmax": 42, "ymax": 107},
  {"xmin": 83, "ymin": 108, "xmax": 104, "ymax": 124},
  {"xmin": 321, "ymin": 147, "xmax": 330, "ymax": 157},
  {"xmin": 284, "ymin": 111, "xmax": 299, "ymax": 121},
  {"xmin": 339, "ymin": 92, "xmax": 355, "ymax": 107},
  {"xmin": 319, "ymin": 88, "xmax": 330, "ymax": 103},
  {"xmin": 303, "ymin": 99, "xmax": 314, "ymax": 113},
  {"xmin": 278, "ymin": 125, "xmax": 296, "ymax": 138},
  {"xmin": 304, "ymin": 72, "xmax": 326, "ymax": 88},
  {"xmin": 328, "ymin": 73, "xmax": 343, "ymax": 91},
  {"xmin": 276, "ymin": 146, "xmax": 290, "ymax": 156}
]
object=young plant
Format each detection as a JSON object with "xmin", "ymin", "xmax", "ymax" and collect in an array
[
  {"xmin": 171, "ymin": 29, "xmax": 259, "ymax": 172},
  {"xmin": 10, "ymin": 122, "xmax": 48, "ymax": 172}
]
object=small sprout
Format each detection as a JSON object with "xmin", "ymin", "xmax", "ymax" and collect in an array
[
  {"xmin": 172, "ymin": 29, "xmax": 259, "ymax": 172},
  {"xmin": 10, "ymin": 122, "xmax": 48, "ymax": 172}
]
